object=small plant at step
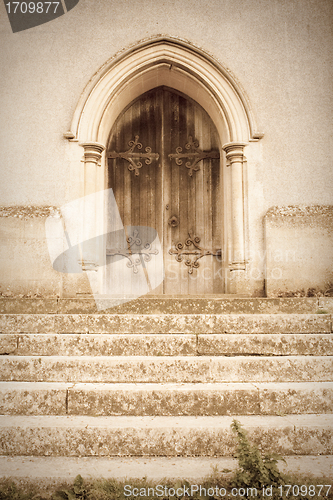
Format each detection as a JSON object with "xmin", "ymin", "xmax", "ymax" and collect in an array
[
  {"xmin": 52, "ymin": 475, "xmax": 86, "ymax": 500},
  {"xmin": 231, "ymin": 419, "xmax": 287, "ymax": 494}
]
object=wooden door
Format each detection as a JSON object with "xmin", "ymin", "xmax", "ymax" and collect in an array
[{"xmin": 107, "ymin": 87, "xmax": 223, "ymax": 295}]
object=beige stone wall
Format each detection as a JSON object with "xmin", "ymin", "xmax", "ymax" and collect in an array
[
  {"xmin": 0, "ymin": 208, "xmax": 91, "ymax": 297},
  {"xmin": 0, "ymin": 208, "xmax": 61, "ymax": 296},
  {"xmin": 0, "ymin": 0, "xmax": 332, "ymax": 296},
  {"xmin": 264, "ymin": 206, "xmax": 333, "ymax": 296}
]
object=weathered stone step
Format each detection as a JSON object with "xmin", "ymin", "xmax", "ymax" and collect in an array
[
  {"xmin": 0, "ymin": 313, "xmax": 331, "ymax": 334},
  {"xmin": 1, "ymin": 356, "xmax": 332, "ymax": 383},
  {"xmin": 0, "ymin": 334, "xmax": 196, "ymax": 356},
  {"xmin": 199, "ymin": 333, "xmax": 333, "ymax": 356},
  {"xmin": 1, "ymin": 297, "xmax": 332, "ymax": 314},
  {"xmin": 1, "ymin": 455, "xmax": 332, "ymax": 482},
  {"xmin": 0, "ymin": 414, "xmax": 332, "ymax": 456},
  {"xmin": 1, "ymin": 382, "xmax": 332, "ymax": 416},
  {"xmin": 2, "ymin": 333, "xmax": 333, "ymax": 356}
]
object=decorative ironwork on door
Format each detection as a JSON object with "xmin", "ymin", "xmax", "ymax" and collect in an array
[
  {"xmin": 107, "ymin": 229, "xmax": 159, "ymax": 274},
  {"xmin": 168, "ymin": 136, "xmax": 220, "ymax": 177},
  {"xmin": 108, "ymin": 135, "xmax": 159, "ymax": 176},
  {"xmin": 169, "ymin": 233, "xmax": 221, "ymax": 274}
]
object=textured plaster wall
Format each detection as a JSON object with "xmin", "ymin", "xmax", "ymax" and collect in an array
[
  {"xmin": 264, "ymin": 207, "xmax": 333, "ymax": 296},
  {"xmin": 0, "ymin": 0, "xmax": 332, "ymax": 295},
  {"xmin": 0, "ymin": 0, "xmax": 332, "ymax": 207}
]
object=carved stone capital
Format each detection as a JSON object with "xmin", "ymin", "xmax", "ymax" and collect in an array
[
  {"xmin": 79, "ymin": 142, "xmax": 106, "ymax": 166},
  {"xmin": 63, "ymin": 131, "xmax": 77, "ymax": 141},
  {"xmin": 222, "ymin": 142, "xmax": 247, "ymax": 164}
]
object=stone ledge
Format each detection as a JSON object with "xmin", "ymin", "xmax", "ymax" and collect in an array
[
  {"xmin": 265, "ymin": 205, "xmax": 333, "ymax": 219},
  {"xmin": 12, "ymin": 333, "xmax": 197, "ymax": 356},
  {"xmin": 0, "ymin": 206, "xmax": 60, "ymax": 219},
  {"xmin": 2, "ymin": 332, "xmax": 332, "ymax": 357},
  {"xmin": 1, "ymin": 355, "xmax": 332, "ymax": 383},
  {"xmin": 1, "ymin": 297, "xmax": 330, "ymax": 315},
  {"xmin": 0, "ymin": 313, "xmax": 331, "ymax": 333},
  {"xmin": 0, "ymin": 414, "xmax": 332, "ymax": 456},
  {"xmin": 1, "ymin": 382, "xmax": 332, "ymax": 417},
  {"xmin": 0, "ymin": 455, "xmax": 332, "ymax": 482}
]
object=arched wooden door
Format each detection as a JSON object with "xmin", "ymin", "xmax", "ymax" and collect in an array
[{"xmin": 107, "ymin": 87, "xmax": 223, "ymax": 295}]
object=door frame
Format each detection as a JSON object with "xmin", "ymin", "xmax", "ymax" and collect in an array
[{"xmin": 65, "ymin": 36, "xmax": 264, "ymax": 294}]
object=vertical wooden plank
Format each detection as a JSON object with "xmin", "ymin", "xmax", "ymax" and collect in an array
[
  {"xmin": 210, "ymin": 119, "xmax": 223, "ymax": 294},
  {"xmin": 152, "ymin": 88, "xmax": 164, "ymax": 294},
  {"xmin": 146, "ymin": 90, "xmax": 156, "ymax": 293},
  {"xmin": 187, "ymin": 98, "xmax": 198, "ymax": 294},
  {"xmin": 140, "ymin": 93, "xmax": 148, "ymax": 231},
  {"xmin": 148, "ymin": 88, "xmax": 163, "ymax": 294},
  {"xmin": 178, "ymin": 93, "xmax": 189, "ymax": 294},
  {"xmin": 108, "ymin": 111, "xmax": 126, "ymax": 295},
  {"xmin": 194, "ymin": 105, "xmax": 202, "ymax": 293},
  {"xmin": 106, "ymin": 125, "xmax": 117, "ymax": 295},
  {"xmin": 202, "ymin": 108, "xmax": 213, "ymax": 294},
  {"xmin": 121, "ymin": 107, "xmax": 131, "ymax": 295},
  {"xmin": 130, "ymin": 98, "xmax": 141, "ymax": 228},
  {"xmin": 164, "ymin": 89, "xmax": 178, "ymax": 294},
  {"xmin": 123, "ymin": 107, "xmax": 132, "ymax": 228}
]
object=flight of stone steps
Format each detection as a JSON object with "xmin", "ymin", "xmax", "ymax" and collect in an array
[{"xmin": 0, "ymin": 296, "xmax": 332, "ymax": 459}]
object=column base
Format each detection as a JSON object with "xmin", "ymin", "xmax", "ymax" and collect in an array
[{"xmin": 228, "ymin": 269, "xmax": 251, "ymax": 295}]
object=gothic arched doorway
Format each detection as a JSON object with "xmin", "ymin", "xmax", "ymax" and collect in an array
[
  {"xmin": 68, "ymin": 37, "xmax": 263, "ymax": 295},
  {"xmin": 106, "ymin": 87, "xmax": 223, "ymax": 294}
]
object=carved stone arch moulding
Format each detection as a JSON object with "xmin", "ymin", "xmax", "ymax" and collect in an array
[
  {"xmin": 65, "ymin": 36, "xmax": 264, "ymax": 294},
  {"xmin": 65, "ymin": 36, "xmax": 263, "ymax": 145}
]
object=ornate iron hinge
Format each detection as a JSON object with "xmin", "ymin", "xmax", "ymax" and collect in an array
[
  {"xmin": 107, "ymin": 135, "xmax": 159, "ymax": 176},
  {"xmin": 169, "ymin": 234, "xmax": 221, "ymax": 273},
  {"xmin": 106, "ymin": 229, "xmax": 159, "ymax": 274},
  {"xmin": 168, "ymin": 136, "xmax": 220, "ymax": 177}
]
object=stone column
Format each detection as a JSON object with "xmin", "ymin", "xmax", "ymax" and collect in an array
[
  {"xmin": 222, "ymin": 142, "xmax": 247, "ymax": 294},
  {"xmin": 79, "ymin": 142, "xmax": 106, "ymax": 273},
  {"xmin": 80, "ymin": 142, "xmax": 105, "ymax": 196}
]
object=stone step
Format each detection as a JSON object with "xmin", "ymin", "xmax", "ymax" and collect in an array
[
  {"xmin": 1, "ymin": 382, "xmax": 332, "ymax": 416},
  {"xmin": 1, "ymin": 455, "xmax": 332, "ymax": 482},
  {"xmin": 199, "ymin": 333, "xmax": 333, "ymax": 356},
  {"xmin": 1, "ymin": 301, "xmax": 332, "ymax": 464},
  {"xmin": 0, "ymin": 313, "xmax": 331, "ymax": 334},
  {"xmin": 1, "ymin": 355, "xmax": 332, "ymax": 383},
  {"xmin": 1, "ymin": 296, "xmax": 332, "ymax": 314},
  {"xmin": 1, "ymin": 333, "xmax": 332, "ymax": 356},
  {"xmin": 0, "ymin": 333, "xmax": 196, "ymax": 356},
  {"xmin": 0, "ymin": 414, "xmax": 332, "ymax": 456}
]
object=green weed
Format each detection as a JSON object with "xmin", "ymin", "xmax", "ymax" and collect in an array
[{"xmin": 231, "ymin": 419, "xmax": 287, "ymax": 491}]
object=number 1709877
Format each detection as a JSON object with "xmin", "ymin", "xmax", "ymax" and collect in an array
[
  {"xmin": 5, "ymin": 2, "xmax": 60, "ymax": 14},
  {"xmin": 277, "ymin": 485, "xmax": 331, "ymax": 497}
]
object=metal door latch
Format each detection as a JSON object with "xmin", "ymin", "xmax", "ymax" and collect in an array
[{"xmin": 168, "ymin": 216, "xmax": 179, "ymax": 227}]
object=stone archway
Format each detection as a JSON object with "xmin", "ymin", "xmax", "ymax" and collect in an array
[{"xmin": 65, "ymin": 36, "xmax": 263, "ymax": 293}]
